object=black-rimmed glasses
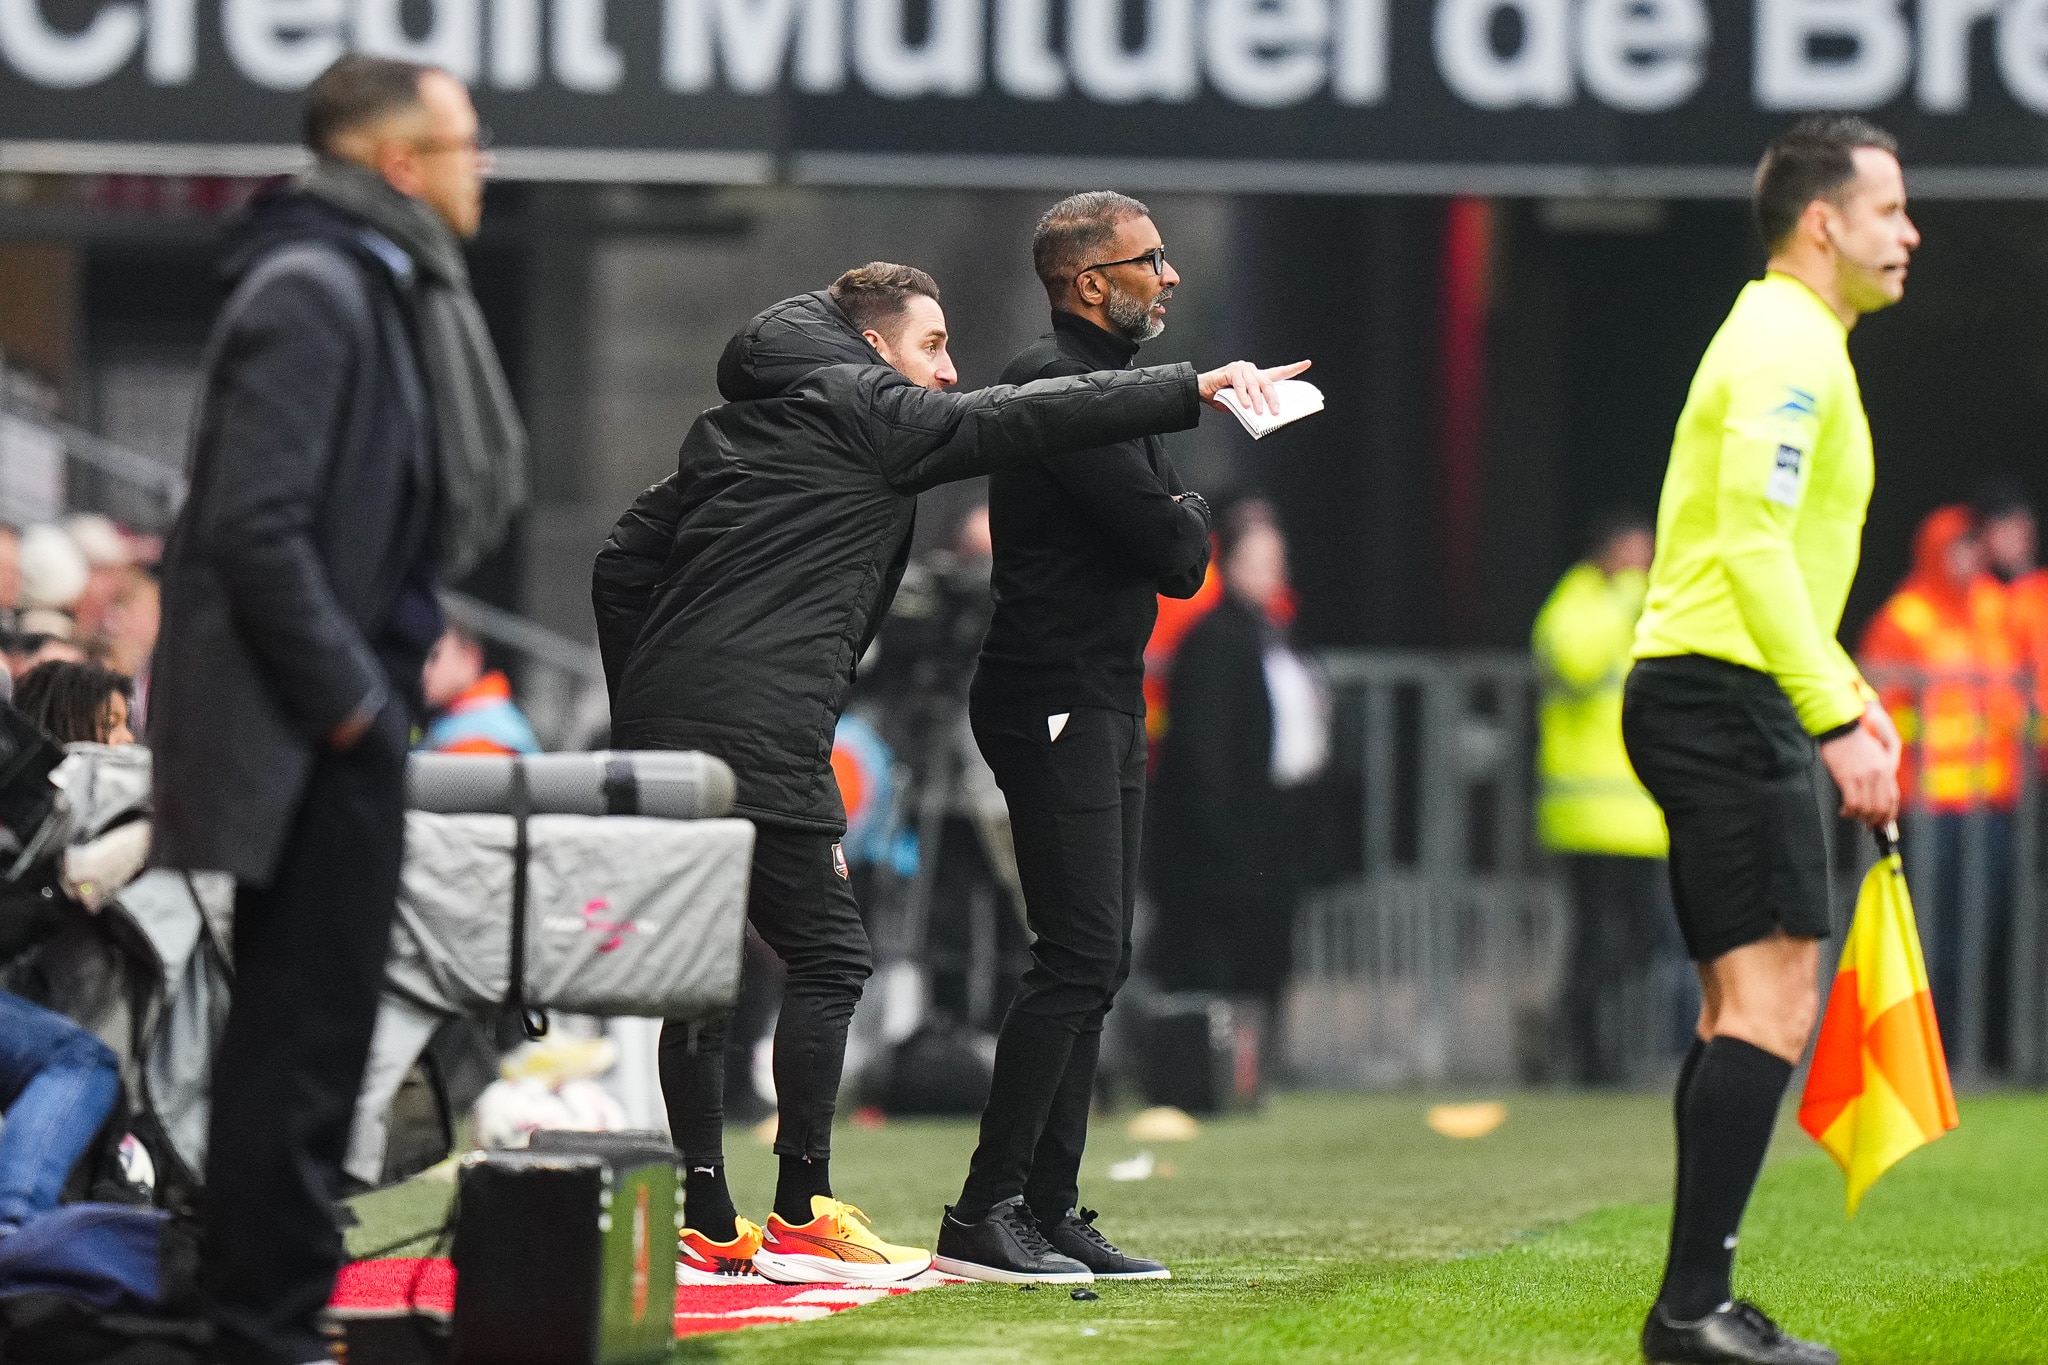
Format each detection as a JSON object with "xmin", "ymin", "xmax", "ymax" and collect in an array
[{"xmin": 1080, "ymin": 245, "xmax": 1168, "ymax": 276}]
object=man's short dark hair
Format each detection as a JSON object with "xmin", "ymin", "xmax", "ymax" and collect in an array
[
  {"xmin": 830, "ymin": 262, "xmax": 941, "ymax": 337},
  {"xmin": 303, "ymin": 53, "xmax": 433, "ymax": 156},
  {"xmin": 1032, "ymin": 191, "xmax": 1151, "ymax": 294},
  {"xmin": 1753, "ymin": 114, "xmax": 1899, "ymax": 252}
]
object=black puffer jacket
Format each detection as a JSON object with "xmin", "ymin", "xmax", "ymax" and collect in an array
[{"xmin": 593, "ymin": 289, "xmax": 1202, "ymax": 832}]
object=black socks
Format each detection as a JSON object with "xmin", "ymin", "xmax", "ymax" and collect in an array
[
  {"xmin": 775, "ymin": 1155, "xmax": 831, "ymax": 1225},
  {"xmin": 683, "ymin": 1156, "xmax": 833, "ymax": 1237},
  {"xmin": 684, "ymin": 1163, "xmax": 738, "ymax": 1244},
  {"xmin": 1657, "ymin": 1036, "xmax": 1794, "ymax": 1320},
  {"xmin": 1671, "ymin": 1035, "xmax": 1706, "ymax": 1196}
]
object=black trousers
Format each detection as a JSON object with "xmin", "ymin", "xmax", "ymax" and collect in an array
[
  {"xmin": 958, "ymin": 704, "xmax": 1144, "ymax": 1219},
  {"xmin": 1559, "ymin": 853, "xmax": 1675, "ymax": 1085},
  {"xmin": 660, "ymin": 825, "xmax": 872, "ymax": 1166},
  {"xmin": 206, "ymin": 704, "xmax": 408, "ymax": 1365}
]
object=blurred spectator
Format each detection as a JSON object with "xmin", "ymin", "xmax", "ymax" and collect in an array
[
  {"xmin": 0, "ymin": 662, "xmax": 130, "ymax": 1240},
  {"xmin": 98, "ymin": 567, "xmax": 160, "ymax": 729},
  {"xmin": 0, "ymin": 990, "xmax": 120, "ymax": 1240},
  {"xmin": 421, "ymin": 624, "xmax": 540, "ymax": 755},
  {"xmin": 3, "ymin": 612, "xmax": 85, "ymax": 678},
  {"xmin": 1861, "ymin": 506, "xmax": 2025, "ymax": 1069},
  {"xmin": 1142, "ymin": 560, "xmax": 1221, "ymax": 744},
  {"xmin": 955, "ymin": 503, "xmax": 994, "ymax": 561},
  {"xmin": 18, "ymin": 524, "xmax": 87, "ymax": 616},
  {"xmin": 0, "ymin": 523, "xmax": 22, "ymax": 625},
  {"xmin": 13, "ymin": 661, "xmax": 136, "ymax": 747},
  {"xmin": 1533, "ymin": 511, "xmax": 1676, "ymax": 1085},
  {"xmin": 1144, "ymin": 500, "xmax": 1329, "ymax": 1010},
  {"xmin": 1973, "ymin": 481, "xmax": 2048, "ymax": 740},
  {"xmin": 61, "ymin": 514, "xmax": 135, "ymax": 639}
]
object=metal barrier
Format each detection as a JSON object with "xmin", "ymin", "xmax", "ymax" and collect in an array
[
  {"xmin": 1284, "ymin": 651, "xmax": 1568, "ymax": 1087},
  {"xmin": 1855, "ymin": 665, "xmax": 2047, "ymax": 1086},
  {"xmin": 1283, "ymin": 653, "xmax": 2048, "ymax": 1090},
  {"xmin": 0, "ymin": 382, "xmax": 608, "ymax": 750}
]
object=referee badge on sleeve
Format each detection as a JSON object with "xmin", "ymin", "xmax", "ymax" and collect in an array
[
  {"xmin": 1766, "ymin": 444, "xmax": 1805, "ymax": 506},
  {"xmin": 832, "ymin": 841, "xmax": 850, "ymax": 880}
]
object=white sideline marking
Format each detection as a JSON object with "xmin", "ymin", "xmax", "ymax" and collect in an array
[{"xmin": 791, "ymin": 1289, "xmax": 889, "ymax": 1304}]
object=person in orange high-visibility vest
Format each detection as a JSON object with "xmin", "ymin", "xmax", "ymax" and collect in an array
[
  {"xmin": 1860, "ymin": 506, "xmax": 2025, "ymax": 811},
  {"xmin": 1974, "ymin": 480, "xmax": 2048, "ymax": 751},
  {"xmin": 1858, "ymin": 504, "xmax": 2023, "ymax": 1068}
]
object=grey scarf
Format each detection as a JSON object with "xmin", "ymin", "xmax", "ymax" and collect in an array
[{"xmin": 302, "ymin": 158, "xmax": 528, "ymax": 580}]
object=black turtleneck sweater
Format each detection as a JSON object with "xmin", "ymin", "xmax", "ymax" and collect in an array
[{"xmin": 973, "ymin": 311, "xmax": 1212, "ymax": 716}]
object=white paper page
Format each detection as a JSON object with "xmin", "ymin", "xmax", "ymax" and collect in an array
[{"xmin": 1216, "ymin": 379, "xmax": 1325, "ymax": 440}]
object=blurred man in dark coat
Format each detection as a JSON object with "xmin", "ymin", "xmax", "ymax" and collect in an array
[
  {"xmin": 149, "ymin": 53, "xmax": 523, "ymax": 1365},
  {"xmin": 1145, "ymin": 501, "xmax": 1328, "ymax": 1006}
]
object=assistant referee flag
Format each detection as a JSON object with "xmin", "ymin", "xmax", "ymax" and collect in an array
[{"xmin": 1797, "ymin": 825, "xmax": 1959, "ymax": 1214}]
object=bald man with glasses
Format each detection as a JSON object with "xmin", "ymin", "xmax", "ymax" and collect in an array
[{"xmin": 934, "ymin": 193, "xmax": 1305, "ymax": 1283}]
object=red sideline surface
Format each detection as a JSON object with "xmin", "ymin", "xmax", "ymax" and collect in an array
[{"xmin": 332, "ymin": 1259, "xmax": 943, "ymax": 1338}]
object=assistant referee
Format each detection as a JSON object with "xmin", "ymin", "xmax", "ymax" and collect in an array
[{"xmin": 1623, "ymin": 115, "xmax": 1913, "ymax": 1365}]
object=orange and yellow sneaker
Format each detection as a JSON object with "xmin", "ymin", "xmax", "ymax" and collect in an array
[
  {"xmin": 677, "ymin": 1217, "xmax": 766, "ymax": 1285},
  {"xmin": 752, "ymin": 1196, "xmax": 933, "ymax": 1285}
]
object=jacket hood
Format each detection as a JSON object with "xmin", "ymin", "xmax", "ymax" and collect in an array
[
  {"xmin": 1906, "ymin": 504, "xmax": 1980, "ymax": 610},
  {"xmin": 717, "ymin": 290, "xmax": 885, "ymax": 402}
]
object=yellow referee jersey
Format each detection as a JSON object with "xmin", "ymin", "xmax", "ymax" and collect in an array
[{"xmin": 1632, "ymin": 272, "xmax": 1874, "ymax": 736}]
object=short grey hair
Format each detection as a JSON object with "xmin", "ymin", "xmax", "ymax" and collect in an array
[{"xmin": 1031, "ymin": 191, "xmax": 1151, "ymax": 295}]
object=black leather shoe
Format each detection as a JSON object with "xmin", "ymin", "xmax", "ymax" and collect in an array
[
  {"xmin": 1642, "ymin": 1300, "xmax": 1839, "ymax": 1365},
  {"xmin": 1038, "ymin": 1206, "xmax": 1170, "ymax": 1280},
  {"xmin": 934, "ymin": 1197, "xmax": 1093, "ymax": 1284}
]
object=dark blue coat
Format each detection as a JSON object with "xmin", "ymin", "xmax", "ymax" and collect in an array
[{"xmin": 149, "ymin": 192, "xmax": 437, "ymax": 886}]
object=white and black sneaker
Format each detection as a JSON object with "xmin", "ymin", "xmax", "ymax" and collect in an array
[
  {"xmin": 934, "ymin": 1197, "xmax": 1094, "ymax": 1284},
  {"xmin": 1039, "ymin": 1207, "xmax": 1170, "ymax": 1280},
  {"xmin": 1642, "ymin": 1300, "xmax": 1839, "ymax": 1365}
]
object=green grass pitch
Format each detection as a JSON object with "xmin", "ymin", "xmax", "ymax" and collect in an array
[{"xmin": 347, "ymin": 1090, "xmax": 2048, "ymax": 1363}]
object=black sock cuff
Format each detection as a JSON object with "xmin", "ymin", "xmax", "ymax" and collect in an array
[{"xmin": 1703, "ymin": 1035, "xmax": 1794, "ymax": 1087}]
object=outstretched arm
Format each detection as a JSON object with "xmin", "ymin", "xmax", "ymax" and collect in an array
[{"xmin": 868, "ymin": 359, "xmax": 1311, "ymax": 494}]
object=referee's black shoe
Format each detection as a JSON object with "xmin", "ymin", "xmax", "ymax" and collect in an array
[
  {"xmin": 934, "ymin": 1197, "xmax": 1093, "ymax": 1284},
  {"xmin": 1642, "ymin": 1300, "xmax": 1838, "ymax": 1365},
  {"xmin": 1038, "ymin": 1206, "xmax": 1170, "ymax": 1280}
]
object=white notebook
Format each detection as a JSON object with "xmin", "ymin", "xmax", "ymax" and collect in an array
[{"xmin": 1216, "ymin": 379, "xmax": 1325, "ymax": 439}]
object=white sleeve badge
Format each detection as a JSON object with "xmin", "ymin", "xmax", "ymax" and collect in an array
[{"xmin": 1766, "ymin": 444, "xmax": 1805, "ymax": 507}]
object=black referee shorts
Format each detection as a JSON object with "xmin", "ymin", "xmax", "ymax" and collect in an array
[{"xmin": 1621, "ymin": 654, "xmax": 1834, "ymax": 963}]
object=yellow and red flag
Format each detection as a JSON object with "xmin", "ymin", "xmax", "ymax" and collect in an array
[{"xmin": 1798, "ymin": 825, "xmax": 1960, "ymax": 1214}]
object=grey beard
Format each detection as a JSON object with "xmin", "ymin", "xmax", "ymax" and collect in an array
[{"xmin": 1106, "ymin": 283, "xmax": 1166, "ymax": 342}]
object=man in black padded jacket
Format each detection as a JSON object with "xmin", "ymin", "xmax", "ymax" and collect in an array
[
  {"xmin": 591, "ymin": 262, "xmax": 1297, "ymax": 1284},
  {"xmin": 936, "ymin": 194, "xmax": 1309, "ymax": 1285}
]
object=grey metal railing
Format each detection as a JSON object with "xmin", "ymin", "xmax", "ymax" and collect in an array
[
  {"xmin": 1286, "ymin": 651, "xmax": 1568, "ymax": 1087},
  {"xmin": 0, "ymin": 381, "xmax": 607, "ymax": 750}
]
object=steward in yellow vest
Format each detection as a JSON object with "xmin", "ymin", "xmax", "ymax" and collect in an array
[
  {"xmin": 1534, "ymin": 522, "xmax": 1668, "ymax": 859},
  {"xmin": 1534, "ymin": 514, "xmax": 1676, "ymax": 1089}
]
